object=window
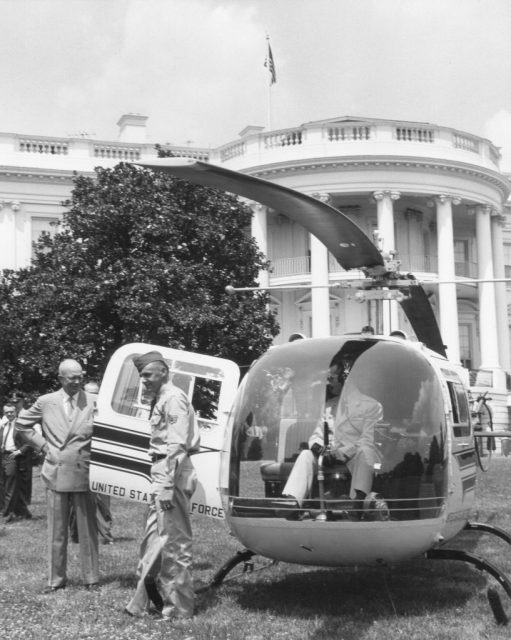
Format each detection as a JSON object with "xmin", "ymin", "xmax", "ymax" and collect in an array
[
  {"xmin": 454, "ymin": 239, "xmax": 470, "ymax": 277},
  {"xmin": 111, "ymin": 355, "xmax": 224, "ymax": 427},
  {"xmin": 31, "ymin": 217, "xmax": 59, "ymax": 258},
  {"xmin": 459, "ymin": 324, "xmax": 472, "ymax": 370},
  {"xmin": 445, "ymin": 378, "xmax": 471, "ymax": 437}
]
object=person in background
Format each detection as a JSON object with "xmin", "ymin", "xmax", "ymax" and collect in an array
[
  {"xmin": 361, "ymin": 325, "xmax": 375, "ymax": 336},
  {"xmin": 15, "ymin": 359, "xmax": 99, "ymax": 592},
  {"xmin": 0, "ymin": 403, "xmax": 33, "ymax": 522},
  {"xmin": 125, "ymin": 351, "xmax": 199, "ymax": 621}
]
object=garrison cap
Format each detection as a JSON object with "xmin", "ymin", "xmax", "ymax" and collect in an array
[{"xmin": 132, "ymin": 351, "xmax": 168, "ymax": 374}]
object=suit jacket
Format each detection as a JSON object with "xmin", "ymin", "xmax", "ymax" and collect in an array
[
  {"xmin": 0, "ymin": 417, "xmax": 32, "ymax": 456},
  {"xmin": 15, "ymin": 389, "xmax": 96, "ymax": 492}
]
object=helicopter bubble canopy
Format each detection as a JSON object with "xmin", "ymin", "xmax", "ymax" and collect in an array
[{"xmin": 223, "ymin": 337, "xmax": 447, "ymax": 528}]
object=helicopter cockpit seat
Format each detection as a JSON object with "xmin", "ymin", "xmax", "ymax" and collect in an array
[{"xmin": 260, "ymin": 458, "xmax": 351, "ymax": 499}]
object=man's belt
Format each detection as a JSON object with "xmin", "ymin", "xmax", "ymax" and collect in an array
[{"xmin": 150, "ymin": 453, "xmax": 166, "ymax": 463}]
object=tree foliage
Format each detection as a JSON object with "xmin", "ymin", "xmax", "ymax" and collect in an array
[{"xmin": 0, "ymin": 163, "xmax": 278, "ymax": 400}]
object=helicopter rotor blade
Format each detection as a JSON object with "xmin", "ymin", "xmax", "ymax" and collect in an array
[
  {"xmin": 399, "ymin": 284, "xmax": 446, "ymax": 357},
  {"xmin": 137, "ymin": 157, "xmax": 384, "ymax": 271}
]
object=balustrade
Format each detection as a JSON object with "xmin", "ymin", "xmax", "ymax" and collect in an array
[
  {"xmin": 93, "ymin": 145, "xmax": 141, "ymax": 161},
  {"xmin": 169, "ymin": 147, "xmax": 210, "ymax": 162},
  {"xmin": 19, "ymin": 138, "xmax": 68, "ymax": 155},
  {"xmin": 327, "ymin": 125, "xmax": 371, "ymax": 141},
  {"xmin": 220, "ymin": 141, "xmax": 245, "ymax": 162},
  {"xmin": 395, "ymin": 127, "xmax": 434, "ymax": 143},
  {"xmin": 263, "ymin": 129, "xmax": 303, "ymax": 149},
  {"xmin": 453, "ymin": 133, "xmax": 479, "ymax": 154}
]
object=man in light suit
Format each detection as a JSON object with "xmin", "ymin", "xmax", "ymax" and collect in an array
[
  {"xmin": 283, "ymin": 358, "xmax": 383, "ymax": 512},
  {"xmin": 15, "ymin": 358, "xmax": 99, "ymax": 592}
]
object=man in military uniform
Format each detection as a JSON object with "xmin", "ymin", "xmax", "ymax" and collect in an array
[{"xmin": 125, "ymin": 351, "xmax": 199, "ymax": 621}]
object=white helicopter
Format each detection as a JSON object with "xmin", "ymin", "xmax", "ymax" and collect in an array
[{"xmin": 90, "ymin": 157, "xmax": 511, "ymax": 624}]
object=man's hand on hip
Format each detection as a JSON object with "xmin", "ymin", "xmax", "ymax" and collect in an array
[{"xmin": 156, "ymin": 489, "xmax": 174, "ymax": 511}]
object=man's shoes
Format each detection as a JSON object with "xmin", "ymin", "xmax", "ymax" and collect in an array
[
  {"xmin": 85, "ymin": 583, "xmax": 100, "ymax": 591},
  {"xmin": 42, "ymin": 584, "xmax": 66, "ymax": 594},
  {"xmin": 157, "ymin": 609, "xmax": 193, "ymax": 622},
  {"xmin": 363, "ymin": 492, "xmax": 391, "ymax": 521},
  {"xmin": 144, "ymin": 576, "xmax": 163, "ymax": 612}
]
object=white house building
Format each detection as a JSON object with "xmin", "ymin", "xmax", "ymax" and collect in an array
[{"xmin": 1, "ymin": 113, "xmax": 511, "ymax": 425}]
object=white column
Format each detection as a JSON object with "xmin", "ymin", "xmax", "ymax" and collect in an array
[
  {"xmin": 310, "ymin": 193, "xmax": 331, "ymax": 337},
  {"xmin": 250, "ymin": 203, "xmax": 269, "ymax": 289},
  {"xmin": 490, "ymin": 210, "xmax": 510, "ymax": 372},
  {"xmin": 373, "ymin": 190, "xmax": 400, "ymax": 334},
  {"xmin": 434, "ymin": 195, "xmax": 460, "ymax": 364},
  {"xmin": 476, "ymin": 204, "xmax": 501, "ymax": 373},
  {"xmin": 0, "ymin": 200, "xmax": 20, "ymax": 269}
]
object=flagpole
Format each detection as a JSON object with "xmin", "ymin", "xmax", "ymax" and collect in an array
[
  {"xmin": 267, "ymin": 77, "xmax": 272, "ymax": 131},
  {"xmin": 265, "ymin": 34, "xmax": 275, "ymax": 132}
]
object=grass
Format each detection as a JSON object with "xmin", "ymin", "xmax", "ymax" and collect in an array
[{"xmin": 2, "ymin": 458, "xmax": 511, "ymax": 639}]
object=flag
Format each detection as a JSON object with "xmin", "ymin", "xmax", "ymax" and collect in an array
[{"xmin": 264, "ymin": 40, "xmax": 277, "ymax": 85}]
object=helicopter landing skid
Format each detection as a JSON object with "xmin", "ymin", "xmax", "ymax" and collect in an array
[
  {"xmin": 463, "ymin": 520, "xmax": 511, "ymax": 547},
  {"xmin": 426, "ymin": 547, "xmax": 511, "ymax": 625},
  {"xmin": 199, "ymin": 549, "xmax": 278, "ymax": 592}
]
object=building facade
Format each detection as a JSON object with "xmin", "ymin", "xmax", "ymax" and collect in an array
[{"xmin": 1, "ymin": 114, "xmax": 510, "ymax": 424}]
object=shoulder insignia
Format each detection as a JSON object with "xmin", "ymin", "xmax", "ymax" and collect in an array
[{"xmin": 168, "ymin": 414, "xmax": 178, "ymax": 424}]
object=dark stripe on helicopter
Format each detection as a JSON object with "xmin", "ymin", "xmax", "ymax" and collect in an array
[
  {"xmin": 91, "ymin": 459, "xmax": 151, "ymax": 485},
  {"xmin": 454, "ymin": 449, "xmax": 476, "ymax": 469},
  {"xmin": 91, "ymin": 450, "xmax": 151, "ymax": 481},
  {"xmin": 93, "ymin": 421, "xmax": 150, "ymax": 451}
]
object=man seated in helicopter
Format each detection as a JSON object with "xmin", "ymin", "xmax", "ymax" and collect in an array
[{"xmin": 281, "ymin": 355, "xmax": 383, "ymax": 515}]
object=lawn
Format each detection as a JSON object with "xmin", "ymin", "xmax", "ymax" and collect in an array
[{"xmin": 2, "ymin": 457, "xmax": 511, "ymax": 640}]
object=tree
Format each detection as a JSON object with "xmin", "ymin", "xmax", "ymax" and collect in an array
[{"xmin": 0, "ymin": 163, "xmax": 278, "ymax": 399}]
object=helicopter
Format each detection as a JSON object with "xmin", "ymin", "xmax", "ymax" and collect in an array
[{"xmin": 90, "ymin": 157, "xmax": 511, "ymax": 624}]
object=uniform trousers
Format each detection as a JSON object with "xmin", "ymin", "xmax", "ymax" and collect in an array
[
  {"xmin": 46, "ymin": 489, "xmax": 99, "ymax": 587},
  {"xmin": 1, "ymin": 452, "xmax": 31, "ymax": 518},
  {"xmin": 125, "ymin": 459, "xmax": 197, "ymax": 618},
  {"xmin": 283, "ymin": 447, "xmax": 376, "ymax": 504}
]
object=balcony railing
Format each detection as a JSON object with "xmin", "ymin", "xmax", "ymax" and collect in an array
[
  {"xmin": 327, "ymin": 125, "xmax": 371, "ymax": 141},
  {"xmin": 207, "ymin": 118, "xmax": 502, "ymax": 172},
  {"xmin": 271, "ymin": 253, "xmax": 479, "ymax": 280},
  {"xmin": 93, "ymin": 144, "xmax": 141, "ymax": 161},
  {"xmin": 270, "ymin": 256, "xmax": 310, "ymax": 277},
  {"xmin": 19, "ymin": 138, "xmax": 69, "ymax": 155},
  {"xmin": 395, "ymin": 127, "xmax": 434, "ymax": 143}
]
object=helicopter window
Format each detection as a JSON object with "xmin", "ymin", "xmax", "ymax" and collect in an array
[
  {"xmin": 228, "ymin": 339, "xmax": 448, "ymax": 520},
  {"xmin": 111, "ymin": 354, "xmax": 222, "ymax": 425},
  {"xmin": 446, "ymin": 380, "xmax": 471, "ymax": 437}
]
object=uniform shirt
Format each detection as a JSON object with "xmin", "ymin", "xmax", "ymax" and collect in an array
[{"xmin": 149, "ymin": 381, "xmax": 200, "ymax": 492}]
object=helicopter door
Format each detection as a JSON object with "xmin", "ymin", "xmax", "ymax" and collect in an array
[{"xmin": 90, "ymin": 343, "xmax": 239, "ymax": 519}]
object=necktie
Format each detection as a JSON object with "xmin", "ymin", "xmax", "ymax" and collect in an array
[{"xmin": 66, "ymin": 396, "xmax": 74, "ymax": 420}]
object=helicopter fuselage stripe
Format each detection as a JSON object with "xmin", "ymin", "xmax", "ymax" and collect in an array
[
  {"xmin": 91, "ymin": 450, "xmax": 151, "ymax": 479},
  {"xmin": 93, "ymin": 421, "xmax": 150, "ymax": 450}
]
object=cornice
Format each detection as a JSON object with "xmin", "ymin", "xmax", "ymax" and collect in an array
[
  {"xmin": 242, "ymin": 155, "xmax": 511, "ymax": 200},
  {"xmin": 0, "ymin": 165, "xmax": 95, "ymax": 185}
]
